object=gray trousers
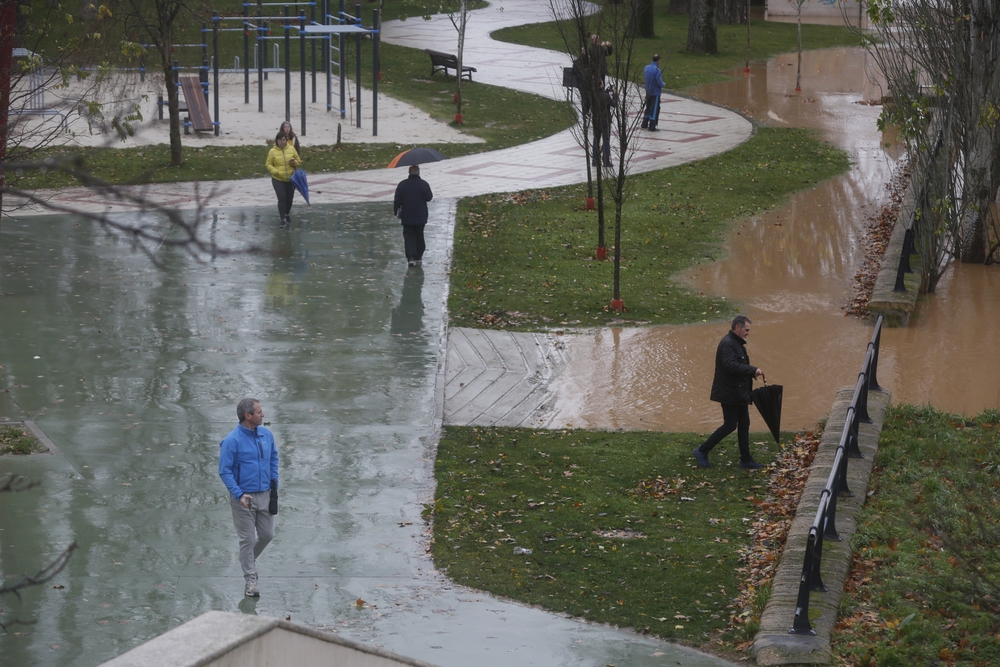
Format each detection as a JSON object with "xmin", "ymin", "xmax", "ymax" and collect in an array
[{"xmin": 229, "ymin": 489, "xmax": 275, "ymax": 581}]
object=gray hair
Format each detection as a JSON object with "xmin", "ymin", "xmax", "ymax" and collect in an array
[
  {"xmin": 731, "ymin": 315, "xmax": 752, "ymax": 330},
  {"xmin": 408, "ymin": 164, "xmax": 420, "ymax": 175},
  {"xmin": 237, "ymin": 398, "xmax": 259, "ymax": 422}
]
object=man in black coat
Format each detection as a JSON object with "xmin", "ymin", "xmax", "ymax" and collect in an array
[
  {"xmin": 693, "ymin": 315, "xmax": 765, "ymax": 469},
  {"xmin": 393, "ymin": 165, "xmax": 434, "ymax": 266}
]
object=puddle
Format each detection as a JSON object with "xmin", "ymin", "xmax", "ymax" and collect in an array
[{"xmin": 550, "ymin": 47, "xmax": 1000, "ymax": 433}]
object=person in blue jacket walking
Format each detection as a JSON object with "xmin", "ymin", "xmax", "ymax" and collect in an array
[
  {"xmin": 219, "ymin": 398, "xmax": 279, "ymax": 597},
  {"xmin": 641, "ymin": 54, "xmax": 665, "ymax": 131}
]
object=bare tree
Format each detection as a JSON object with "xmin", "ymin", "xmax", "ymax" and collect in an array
[
  {"xmin": 793, "ymin": 0, "xmax": 805, "ymax": 92},
  {"xmin": 0, "ymin": 1, "xmax": 145, "ymax": 217},
  {"xmin": 601, "ymin": 0, "xmax": 647, "ymax": 311},
  {"xmin": 860, "ymin": 0, "xmax": 1000, "ymax": 290},
  {"xmin": 549, "ymin": 0, "xmax": 607, "ymax": 256},
  {"xmin": 114, "ymin": 0, "xmax": 191, "ymax": 166},
  {"xmin": 443, "ymin": 0, "xmax": 471, "ymax": 124}
]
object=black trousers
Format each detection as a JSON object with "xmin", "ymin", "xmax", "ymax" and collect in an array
[
  {"xmin": 592, "ymin": 121, "xmax": 611, "ymax": 165},
  {"xmin": 402, "ymin": 224, "xmax": 426, "ymax": 261},
  {"xmin": 642, "ymin": 93, "xmax": 660, "ymax": 128},
  {"xmin": 697, "ymin": 403, "xmax": 752, "ymax": 463},
  {"xmin": 271, "ymin": 177, "xmax": 295, "ymax": 219}
]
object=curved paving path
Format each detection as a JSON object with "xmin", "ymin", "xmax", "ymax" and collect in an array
[
  {"xmin": 4, "ymin": 3, "xmax": 752, "ymax": 667},
  {"xmin": 11, "ymin": 0, "xmax": 751, "ymax": 216}
]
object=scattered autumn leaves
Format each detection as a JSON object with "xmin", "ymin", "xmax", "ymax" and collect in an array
[
  {"xmin": 846, "ymin": 163, "xmax": 910, "ymax": 319},
  {"xmin": 728, "ymin": 429, "xmax": 822, "ymax": 651}
]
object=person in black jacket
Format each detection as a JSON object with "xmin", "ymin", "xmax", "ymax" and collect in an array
[
  {"xmin": 393, "ymin": 165, "xmax": 434, "ymax": 266},
  {"xmin": 693, "ymin": 315, "xmax": 766, "ymax": 469},
  {"xmin": 591, "ymin": 81, "xmax": 616, "ymax": 168}
]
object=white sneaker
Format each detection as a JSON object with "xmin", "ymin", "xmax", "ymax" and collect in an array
[{"xmin": 244, "ymin": 577, "xmax": 259, "ymax": 597}]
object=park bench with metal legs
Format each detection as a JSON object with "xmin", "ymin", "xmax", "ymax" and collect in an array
[{"xmin": 424, "ymin": 49, "xmax": 476, "ymax": 81}]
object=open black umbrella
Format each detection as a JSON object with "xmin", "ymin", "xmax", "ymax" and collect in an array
[
  {"xmin": 387, "ymin": 147, "xmax": 447, "ymax": 168},
  {"xmin": 751, "ymin": 382, "xmax": 783, "ymax": 444}
]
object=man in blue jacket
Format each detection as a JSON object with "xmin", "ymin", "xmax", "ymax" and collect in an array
[
  {"xmin": 641, "ymin": 54, "xmax": 665, "ymax": 131},
  {"xmin": 393, "ymin": 164, "xmax": 434, "ymax": 266},
  {"xmin": 219, "ymin": 398, "xmax": 279, "ymax": 597},
  {"xmin": 693, "ymin": 316, "xmax": 765, "ymax": 469}
]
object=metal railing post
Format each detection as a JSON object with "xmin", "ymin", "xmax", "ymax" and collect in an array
[
  {"xmin": 300, "ymin": 10, "xmax": 306, "ymax": 135},
  {"xmin": 836, "ymin": 439, "xmax": 854, "ymax": 498},
  {"xmin": 790, "ymin": 531, "xmax": 818, "ymax": 635}
]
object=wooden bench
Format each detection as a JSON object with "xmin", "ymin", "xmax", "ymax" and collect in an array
[
  {"xmin": 424, "ymin": 49, "xmax": 476, "ymax": 82},
  {"xmin": 179, "ymin": 76, "xmax": 214, "ymax": 133}
]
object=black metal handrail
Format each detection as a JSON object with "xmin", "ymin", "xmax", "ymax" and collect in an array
[{"xmin": 790, "ymin": 314, "xmax": 884, "ymax": 635}]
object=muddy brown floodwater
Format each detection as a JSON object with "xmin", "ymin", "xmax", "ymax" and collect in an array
[{"xmin": 550, "ymin": 47, "xmax": 1000, "ymax": 434}]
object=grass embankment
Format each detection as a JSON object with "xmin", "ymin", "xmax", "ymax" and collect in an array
[
  {"xmin": 448, "ymin": 126, "xmax": 849, "ymax": 329},
  {"xmin": 495, "ymin": 9, "xmax": 860, "ymax": 92},
  {"xmin": 432, "ymin": 425, "xmax": 787, "ymax": 652},
  {"xmin": 833, "ymin": 405, "xmax": 1000, "ymax": 667},
  {"xmin": 0, "ymin": 425, "xmax": 44, "ymax": 455}
]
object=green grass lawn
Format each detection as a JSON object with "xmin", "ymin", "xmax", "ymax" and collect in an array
[
  {"xmin": 447, "ymin": 126, "xmax": 849, "ymax": 330},
  {"xmin": 432, "ymin": 425, "xmax": 785, "ymax": 651},
  {"xmin": 833, "ymin": 405, "xmax": 1000, "ymax": 667},
  {"xmin": 494, "ymin": 8, "xmax": 860, "ymax": 92}
]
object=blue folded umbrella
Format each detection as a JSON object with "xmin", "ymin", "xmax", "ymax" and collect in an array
[{"xmin": 290, "ymin": 168, "xmax": 310, "ymax": 205}]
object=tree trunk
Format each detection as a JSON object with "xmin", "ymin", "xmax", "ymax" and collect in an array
[
  {"xmin": 686, "ymin": 0, "xmax": 717, "ymax": 55},
  {"xmin": 162, "ymin": 58, "xmax": 183, "ymax": 166},
  {"xmin": 717, "ymin": 0, "xmax": 745, "ymax": 24},
  {"xmin": 635, "ymin": 0, "xmax": 654, "ymax": 38}
]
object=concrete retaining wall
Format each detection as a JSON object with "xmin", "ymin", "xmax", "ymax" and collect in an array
[
  {"xmin": 868, "ymin": 183, "xmax": 921, "ymax": 326},
  {"xmin": 752, "ymin": 386, "xmax": 891, "ymax": 665}
]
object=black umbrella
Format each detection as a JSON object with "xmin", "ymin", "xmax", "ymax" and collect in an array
[
  {"xmin": 387, "ymin": 147, "xmax": 447, "ymax": 168},
  {"xmin": 751, "ymin": 382, "xmax": 783, "ymax": 444}
]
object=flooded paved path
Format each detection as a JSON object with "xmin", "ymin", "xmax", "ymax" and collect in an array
[
  {"xmin": 548, "ymin": 48, "xmax": 1000, "ymax": 433},
  {"xmin": 0, "ymin": 204, "xmax": 732, "ymax": 667},
  {"xmin": 0, "ymin": 3, "xmax": 747, "ymax": 666}
]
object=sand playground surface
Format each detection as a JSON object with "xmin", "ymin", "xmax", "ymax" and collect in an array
[{"xmin": 17, "ymin": 70, "xmax": 482, "ymax": 151}]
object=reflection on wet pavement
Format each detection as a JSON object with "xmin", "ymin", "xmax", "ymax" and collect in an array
[
  {"xmin": 550, "ymin": 47, "xmax": 1000, "ymax": 433},
  {"xmin": 0, "ymin": 202, "xmax": 734, "ymax": 667}
]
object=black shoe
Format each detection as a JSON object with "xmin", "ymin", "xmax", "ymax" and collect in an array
[
  {"xmin": 739, "ymin": 460, "xmax": 764, "ymax": 470},
  {"xmin": 279, "ymin": 220, "xmax": 287, "ymax": 229},
  {"xmin": 648, "ymin": 127, "xmax": 659, "ymax": 132},
  {"xmin": 693, "ymin": 448, "xmax": 710, "ymax": 468},
  {"xmin": 641, "ymin": 123, "xmax": 648, "ymax": 129}
]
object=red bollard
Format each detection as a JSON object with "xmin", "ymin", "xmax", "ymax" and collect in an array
[
  {"xmin": 455, "ymin": 113, "xmax": 463, "ymax": 125},
  {"xmin": 596, "ymin": 246, "xmax": 607, "ymax": 260},
  {"xmin": 610, "ymin": 298, "xmax": 624, "ymax": 312},
  {"xmin": 585, "ymin": 197, "xmax": 595, "ymax": 210},
  {"xmin": 453, "ymin": 92, "xmax": 458, "ymax": 103}
]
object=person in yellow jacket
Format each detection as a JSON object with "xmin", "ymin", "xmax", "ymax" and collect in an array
[{"xmin": 266, "ymin": 133, "xmax": 301, "ymax": 228}]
